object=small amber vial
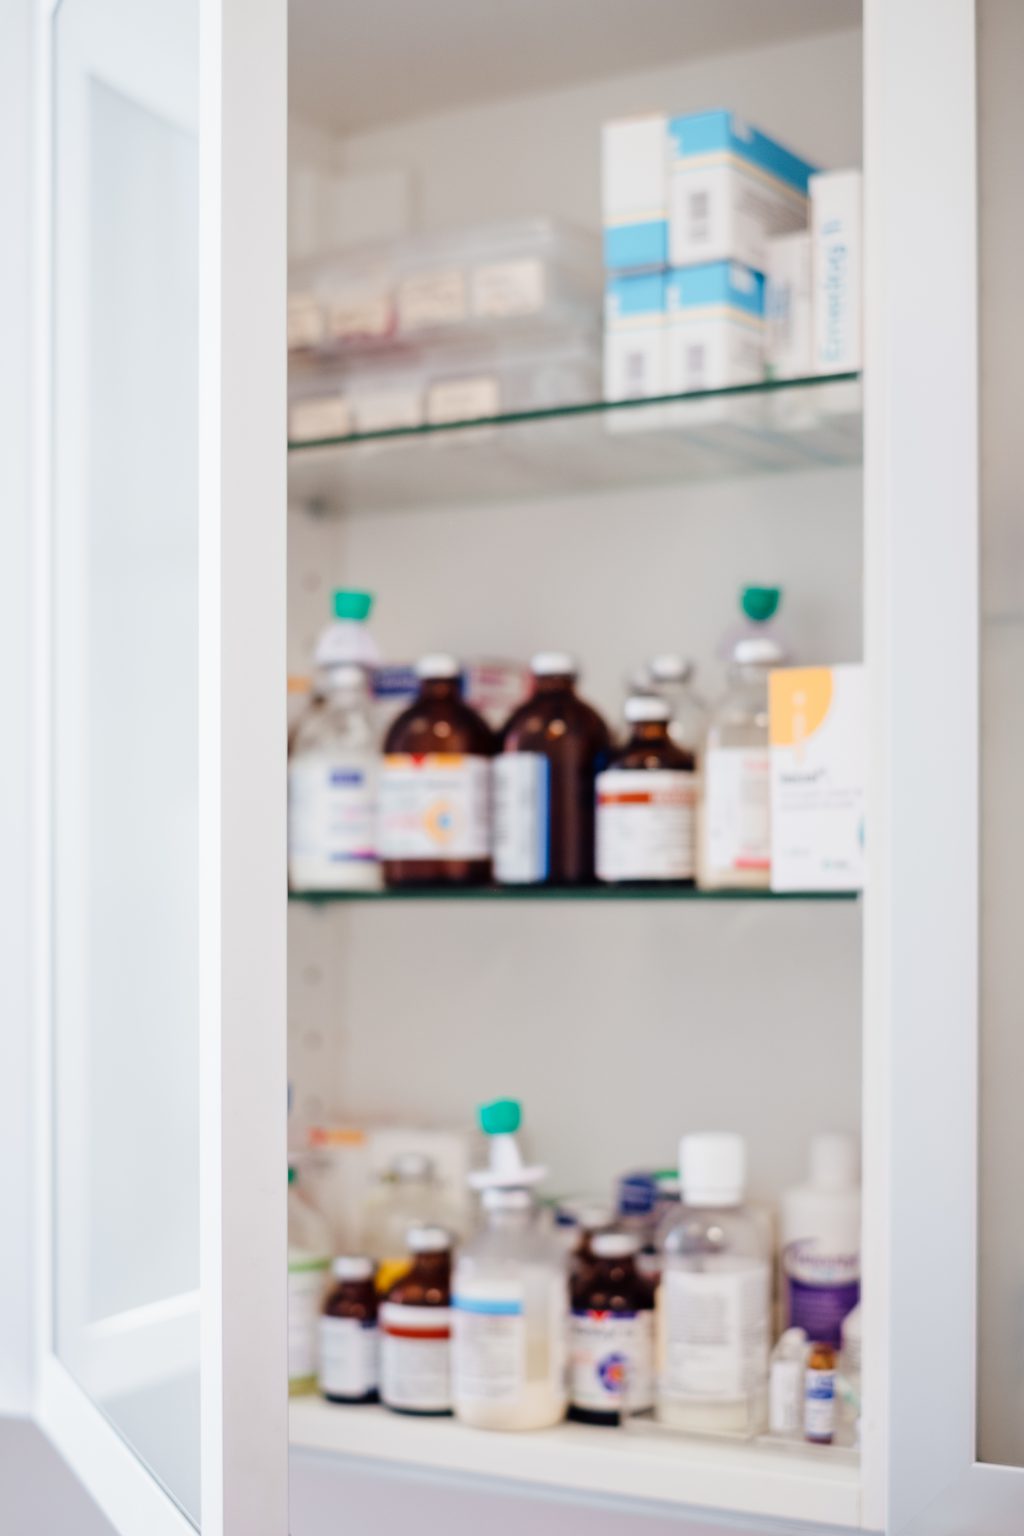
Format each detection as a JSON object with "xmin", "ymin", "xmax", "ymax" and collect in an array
[{"xmin": 804, "ymin": 1341, "xmax": 838, "ymax": 1444}]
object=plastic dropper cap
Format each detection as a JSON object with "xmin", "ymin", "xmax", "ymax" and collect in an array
[
  {"xmin": 741, "ymin": 586, "xmax": 781, "ymax": 623},
  {"xmin": 480, "ymin": 1099, "xmax": 521, "ymax": 1135},
  {"xmin": 416, "ymin": 653, "xmax": 460, "ymax": 680},
  {"xmin": 809, "ymin": 1133, "xmax": 859, "ymax": 1190},
  {"xmin": 625, "ymin": 695, "xmax": 671, "ymax": 724},
  {"xmin": 531, "ymin": 652, "xmax": 577, "ymax": 677},
  {"xmin": 469, "ymin": 1098, "xmax": 546, "ymax": 1190},
  {"xmin": 680, "ymin": 1133, "xmax": 747, "ymax": 1207},
  {"xmin": 333, "ymin": 589, "xmax": 373, "ymax": 621}
]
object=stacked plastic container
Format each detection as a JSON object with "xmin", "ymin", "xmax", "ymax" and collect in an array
[
  {"xmin": 601, "ymin": 110, "xmax": 820, "ymax": 400},
  {"xmin": 288, "ymin": 219, "xmax": 601, "ymax": 441}
]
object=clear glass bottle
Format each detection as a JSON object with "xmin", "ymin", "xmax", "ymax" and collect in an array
[
  {"xmin": 288, "ymin": 661, "xmax": 381, "ymax": 892},
  {"xmin": 362, "ymin": 1152, "xmax": 462, "ymax": 1294},
  {"xmin": 697, "ymin": 636, "xmax": 785, "ymax": 890},
  {"xmin": 643, "ymin": 654, "xmax": 709, "ymax": 758},
  {"xmin": 288, "ymin": 1166, "xmax": 331, "ymax": 1396},
  {"xmin": 658, "ymin": 1134, "xmax": 771, "ymax": 1436},
  {"xmin": 452, "ymin": 1188, "xmax": 568, "ymax": 1431}
]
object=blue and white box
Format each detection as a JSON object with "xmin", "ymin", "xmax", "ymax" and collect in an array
[
  {"xmin": 604, "ymin": 271, "xmax": 667, "ymax": 400},
  {"xmin": 665, "ymin": 262, "xmax": 765, "ymax": 392},
  {"xmin": 811, "ymin": 169, "xmax": 862, "ymax": 374},
  {"xmin": 668, "ymin": 110, "xmax": 816, "ymax": 272},
  {"xmin": 766, "ymin": 231, "xmax": 813, "ymax": 379},
  {"xmin": 601, "ymin": 116, "xmax": 669, "ymax": 272}
]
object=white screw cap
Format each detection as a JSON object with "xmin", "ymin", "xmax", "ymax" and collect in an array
[
  {"xmin": 625, "ymin": 694, "xmax": 671, "ymax": 724},
  {"xmin": 416, "ymin": 653, "xmax": 459, "ymax": 680},
  {"xmin": 680, "ymin": 1133, "xmax": 747, "ymax": 1207}
]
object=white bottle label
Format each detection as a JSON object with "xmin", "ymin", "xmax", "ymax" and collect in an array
[
  {"xmin": 379, "ymin": 1303, "xmax": 452, "ymax": 1413},
  {"xmin": 804, "ymin": 1366, "xmax": 836, "ymax": 1441},
  {"xmin": 319, "ymin": 1317, "xmax": 378, "ymax": 1400},
  {"xmin": 288, "ymin": 1260, "xmax": 328, "ymax": 1385},
  {"xmin": 288, "ymin": 756, "xmax": 377, "ymax": 881},
  {"xmin": 452, "ymin": 1284, "xmax": 526, "ymax": 1406},
  {"xmin": 704, "ymin": 747, "xmax": 771, "ymax": 874},
  {"xmin": 570, "ymin": 1310, "xmax": 654, "ymax": 1413},
  {"xmin": 663, "ymin": 1262, "xmax": 770, "ymax": 1402},
  {"xmin": 378, "ymin": 755, "xmax": 491, "ymax": 861},
  {"xmin": 769, "ymin": 1356, "xmax": 804, "ymax": 1434},
  {"xmin": 493, "ymin": 753, "xmax": 549, "ymax": 883},
  {"xmin": 595, "ymin": 769, "xmax": 696, "ymax": 881}
]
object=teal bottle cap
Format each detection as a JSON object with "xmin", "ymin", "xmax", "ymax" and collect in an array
[
  {"xmin": 333, "ymin": 589, "xmax": 373, "ymax": 621},
  {"xmin": 741, "ymin": 585, "xmax": 781, "ymax": 623},
  {"xmin": 479, "ymin": 1099, "xmax": 521, "ymax": 1136}
]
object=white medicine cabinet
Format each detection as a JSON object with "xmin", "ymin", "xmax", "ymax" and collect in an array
[{"xmin": 16, "ymin": 0, "xmax": 1022, "ymax": 1534}]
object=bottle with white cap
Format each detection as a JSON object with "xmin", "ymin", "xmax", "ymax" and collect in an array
[
  {"xmin": 494, "ymin": 652, "xmax": 610, "ymax": 886},
  {"xmin": 379, "ymin": 1225, "xmax": 454, "ymax": 1416},
  {"xmin": 378, "ymin": 653, "xmax": 496, "ymax": 887},
  {"xmin": 569, "ymin": 1230, "xmax": 655, "ymax": 1425},
  {"xmin": 641, "ymin": 654, "xmax": 709, "ymax": 758},
  {"xmin": 596, "ymin": 695, "xmax": 697, "ymax": 883},
  {"xmin": 697, "ymin": 599, "xmax": 788, "ymax": 889},
  {"xmin": 658, "ymin": 1133, "xmax": 771, "ymax": 1435},
  {"xmin": 781, "ymin": 1133, "xmax": 861, "ymax": 1346},
  {"xmin": 319, "ymin": 1256, "xmax": 379, "ymax": 1405},
  {"xmin": 288, "ymin": 658, "xmax": 381, "ymax": 892},
  {"xmin": 452, "ymin": 1100, "xmax": 567, "ymax": 1430}
]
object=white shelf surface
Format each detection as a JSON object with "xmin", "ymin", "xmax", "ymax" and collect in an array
[{"xmin": 290, "ymin": 1397, "xmax": 862, "ymax": 1528}]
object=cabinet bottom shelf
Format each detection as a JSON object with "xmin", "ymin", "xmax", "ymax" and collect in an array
[{"xmin": 289, "ymin": 1397, "xmax": 862, "ymax": 1528}]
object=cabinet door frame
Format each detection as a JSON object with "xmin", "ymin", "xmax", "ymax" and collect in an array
[
  {"xmin": 30, "ymin": 1, "xmax": 288, "ymax": 1533},
  {"xmin": 865, "ymin": 0, "xmax": 1024, "ymax": 1530}
]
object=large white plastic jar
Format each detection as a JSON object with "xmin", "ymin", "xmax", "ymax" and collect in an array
[{"xmin": 452, "ymin": 1188, "xmax": 568, "ymax": 1430}]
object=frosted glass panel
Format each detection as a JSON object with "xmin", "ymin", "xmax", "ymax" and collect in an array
[
  {"xmin": 977, "ymin": 0, "xmax": 1024, "ymax": 1470},
  {"xmin": 51, "ymin": 0, "xmax": 200, "ymax": 1521}
]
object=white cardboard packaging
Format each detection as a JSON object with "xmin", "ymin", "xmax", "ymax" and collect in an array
[
  {"xmin": 665, "ymin": 261, "xmax": 765, "ymax": 392},
  {"xmin": 769, "ymin": 665, "xmax": 865, "ymax": 892},
  {"xmin": 810, "ymin": 170, "xmax": 862, "ymax": 373},
  {"xmin": 601, "ymin": 116, "xmax": 669, "ymax": 272},
  {"xmin": 603, "ymin": 271, "xmax": 667, "ymax": 400},
  {"xmin": 667, "ymin": 110, "xmax": 814, "ymax": 271},
  {"xmin": 765, "ymin": 232, "xmax": 813, "ymax": 379}
]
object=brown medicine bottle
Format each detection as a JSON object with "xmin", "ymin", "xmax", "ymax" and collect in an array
[
  {"xmin": 595, "ymin": 695, "xmax": 697, "ymax": 883},
  {"xmin": 319, "ymin": 1256, "xmax": 379, "ymax": 1405},
  {"xmin": 378, "ymin": 1227, "xmax": 453, "ymax": 1416},
  {"xmin": 494, "ymin": 653, "xmax": 611, "ymax": 885},
  {"xmin": 569, "ymin": 1232, "xmax": 655, "ymax": 1426},
  {"xmin": 379, "ymin": 655, "xmax": 496, "ymax": 888},
  {"xmin": 804, "ymin": 1341, "xmax": 838, "ymax": 1444}
]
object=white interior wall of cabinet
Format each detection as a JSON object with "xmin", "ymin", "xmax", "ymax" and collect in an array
[{"xmin": 287, "ymin": 24, "xmax": 864, "ymax": 1206}]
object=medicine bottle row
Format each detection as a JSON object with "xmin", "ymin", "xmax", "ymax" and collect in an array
[
  {"xmin": 289, "ymin": 1102, "xmax": 862, "ymax": 1446},
  {"xmin": 288, "ymin": 586, "xmax": 792, "ymax": 893}
]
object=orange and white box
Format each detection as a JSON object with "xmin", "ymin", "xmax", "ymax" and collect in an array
[{"xmin": 769, "ymin": 665, "xmax": 865, "ymax": 892}]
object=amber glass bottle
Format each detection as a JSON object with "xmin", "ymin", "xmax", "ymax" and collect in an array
[
  {"xmin": 319, "ymin": 1256, "xmax": 379, "ymax": 1405},
  {"xmin": 569, "ymin": 1232, "xmax": 654, "ymax": 1425},
  {"xmin": 494, "ymin": 653, "xmax": 611, "ymax": 886},
  {"xmin": 379, "ymin": 655, "xmax": 496, "ymax": 888},
  {"xmin": 378, "ymin": 1227, "xmax": 453, "ymax": 1416},
  {"xmin": 595, "ymin": 696, "xmax": 697, "ymax": 883}
]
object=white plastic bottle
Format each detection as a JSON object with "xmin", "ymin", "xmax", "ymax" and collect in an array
[
  {"xmin": 288, "ymin": 1166, "xmax": 332, "ymax": 1395},
  {"xmin": 288, "ymin": 661, "xmax": 381, "ymax": 891},
  {"xmin": 768, "ymin": 1326, "xmax": 809, "ymax": 1438},
  {"xmin": 452, "ymin": 1187, "xmax": 568, "ymax": 1431},
  {"xmin": 697, "ymin": 636, "xmax": 785, "ymax": 890},
  {"xmin": 658, "ymin": 1133, "xmax": 771, "ymax": 1436},
  {"xmin": 781, "ymin": 1133, "xmax": 861, "ymax": 1348}
]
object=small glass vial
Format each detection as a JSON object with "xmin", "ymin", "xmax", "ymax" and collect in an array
[
  {"xmin": 569, "ymin": 1232, "xmax": 654, "ymax": 1426},
  {"xmin": 596, "ymin": 696, "xmax": 697, "ymax": 884},
  {"xmin": 804, "ymin": 1341, "xmax": 838, "ymax": 1444},
  {"xmin": 319, "ymin": 1256, "xmax": 379, "ymax": 1405},
  {"xmin": 379, "ymin": 1226, "xmax": 453, "ymax": 1416},
  {"xmin": 643, "ymin": 654, "xmax": 709, "ymax": 758},
  {"xmin": 768, "ymin": 1327, "xmax": 809, "ymax": 1438},
  {"xmin": 658, "ymin": 1134, "xmax": 771, "ymax": 1437}
]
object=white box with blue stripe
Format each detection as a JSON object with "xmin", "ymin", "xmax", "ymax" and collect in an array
[
  {"xmin": 603, "ymin": 271, "xmax": 667, "ymax": 401},
  {"xmin": 601, "ymin": 116, "xmax": 669, "ymax": 272},
  {"xmin": 668, "ymin": 111, "xmax": 816, "ymax": 271},
  {"xmin": 665, "ymin": 262, "xmax": 766, "ymax": 392}
]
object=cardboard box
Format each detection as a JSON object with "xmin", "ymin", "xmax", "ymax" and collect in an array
[
  {"xmin": 811, "ymin": 169, "xmax": 863, "ymax": 373},
  {"xmin": 765, "ymin": 232, "xmax": 813, "ymax": 379},
  {"xmin": 769, "ymin": 665, "xmax": 865, "ymax": 892},
  {"xmin": 665, "ymin": 261, "xmax": 765, "ymax": 392},
  {"xmin": 602, "ymin": 115, "xmax": 669, "ymax": 271},
  {"xmin": 668, "ymin": 110, "xmax": 815, "ymax": 271},
  {"xmin": 604, "ymin": 271, "xmax": 667, "ymax": 400}
]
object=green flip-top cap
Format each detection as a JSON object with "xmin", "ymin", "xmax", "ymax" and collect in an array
[
  {"xmin": 741, "ymin": 585, "xmax": 781, "ymax": 623},
  {"xmin": 333, "ymin": 589, "xmax": 373, "ymax": 621},
  {"xmin": 479, "ymin": 1098, "xmax": 521, "ymax": 1136}
]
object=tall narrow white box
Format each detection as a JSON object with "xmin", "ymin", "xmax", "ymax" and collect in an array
[
  {"xmin": 601, "ymin": 116, "xmax": 669, "ymax": 272},
  {"xmin": 765, "ymin": 232, "xmax": 813, "ymax": 379},
  {"xmin": 811, "ymin": 169, "xmax": 862, "ymax": 373}
]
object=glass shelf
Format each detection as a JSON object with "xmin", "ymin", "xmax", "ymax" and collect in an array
[
  {"xmin": 289, "ymin": 886, "xmax": 858, "ymax": 904},
  {"xmin": 287, "ymin": 372, "xmax": 862, "ymax": 513}
]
